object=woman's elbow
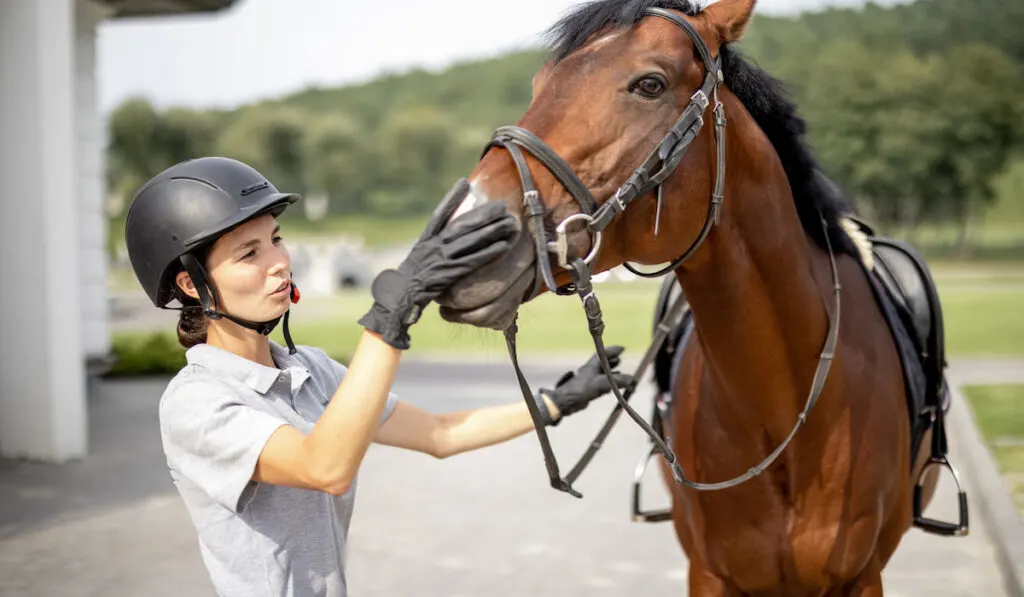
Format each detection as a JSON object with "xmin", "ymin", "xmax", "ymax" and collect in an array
[
  {"xmin": 429, "ymin": 443, "xmax": 453, "ymax": 460},
  {"xmin": 304, "ymin": 455, "xmax": 355, "ymax": 496},
  {"xmin": 322, "ymin": 478, "xmax": 353, "ymax": 497},
  {"xmin": 311, "ymin": 468, "xmax": 353, "ymax": 496}
]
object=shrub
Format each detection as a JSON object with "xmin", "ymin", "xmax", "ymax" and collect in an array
[{"xmin": 106, "ymin": 332, "xmax": 186, "ymax": 377}]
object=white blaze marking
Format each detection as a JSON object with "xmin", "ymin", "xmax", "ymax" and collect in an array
[{"xmin": 448, "ymin": 178, "xmax": 487, "ymax": 224}]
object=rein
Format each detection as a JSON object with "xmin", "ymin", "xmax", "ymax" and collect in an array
[{"xmin": 475, "ymin": 8, "xmax": 842, "ymax": 497}]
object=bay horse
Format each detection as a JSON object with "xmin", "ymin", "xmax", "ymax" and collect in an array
[{"xmin": 433, "ymin": 0, "xmax": 967, "ymax": 594}]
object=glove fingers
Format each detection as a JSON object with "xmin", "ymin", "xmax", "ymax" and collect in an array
[
  {"xmin": 584, "ymin": 345, "xmax": 623, "ymax": 372},
  {"xmin": 444, "ymin": 217, "xmax": 518, "ymax": 260},
  {"xmin": 450, "ymin": 239, "xmax": 513, "ymax": 274},
  {"xmin": 587, "ymin": 372, "xmax": 634, "ymax": 395},
  {"xmin": 611, "ymin": 373, "xmax": 634, "ymax": 389},
  {"xmin": 424, "ymin": 178, "xmax": 472, "ymax": 239},
  {"xmin": 604, "ymin": 345, "xmax": 624, "ymax": 369},
  {"xmin": 442, "ymin": 201, "xmax": 513, "ymax": 240}
]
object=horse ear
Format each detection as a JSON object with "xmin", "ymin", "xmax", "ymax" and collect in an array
[{"xmin": 704, "ymin": 0, "xmax": 756, "ymax": 44}]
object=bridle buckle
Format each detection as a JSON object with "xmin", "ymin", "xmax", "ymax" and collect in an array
[{"xmin": 546, "ymin": 212, "xmax": 602, "ymax": 270}]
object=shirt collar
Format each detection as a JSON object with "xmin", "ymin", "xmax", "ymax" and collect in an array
[
  {"xmin": 270, "ymin": 342, "xmax": 312, "ymax": 393},
  {"xmin": 186, "ymin": 342, "xmax": 285, "ymax": 395}
]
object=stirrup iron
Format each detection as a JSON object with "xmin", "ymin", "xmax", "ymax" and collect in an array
[
  {"xmin": 631, "ymin": 441, "xmax": 672, "ymax": 523},
  {"xmin": 913, "ymin": 456, "xmax": 969, "ymax": 536}
]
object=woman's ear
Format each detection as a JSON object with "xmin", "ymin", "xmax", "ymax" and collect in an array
[
  {"xmin": 175, "ymin": 270, "xmax": 200, "ymax": 302},
  {"xmin": 703, "ymin": 0, "xmax": 756, "ymax": 45}
]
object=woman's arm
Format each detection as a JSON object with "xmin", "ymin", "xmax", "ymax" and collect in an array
[
  {"xmin": 372, "ymin": 397, "xmax": 559, "ymax": 459},
  {"xmin": 373, "ymin": 348, "xmax": 634, "ymax": 459},
  {"xmin": 251, "ymin": 200, "xmax": 518, "ymax": 495},
  {"xmin": 252, "ymin": 330, "xmax": 400, "ymax": 495}
]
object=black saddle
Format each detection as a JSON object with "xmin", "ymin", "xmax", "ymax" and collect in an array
[{"xmin": 848, "ymin": 217, "xmax": 950, "ymax": 464}]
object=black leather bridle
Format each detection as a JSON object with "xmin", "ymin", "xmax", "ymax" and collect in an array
[{"xmin": 475, "ymin": 7, "xmax": 842, "ymax": 498}]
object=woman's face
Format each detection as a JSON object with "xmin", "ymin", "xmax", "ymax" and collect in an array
[{"xmin": 182, "ymin": 214, "xmax": 293, "ymax": 323}]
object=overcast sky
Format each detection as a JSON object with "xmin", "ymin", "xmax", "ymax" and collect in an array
[{"xmin": 97, "ymin": 0, "xmax": 905, "ymax": 112}]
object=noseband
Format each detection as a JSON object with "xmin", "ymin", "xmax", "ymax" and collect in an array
[{"xmin": 476, "ymin": 8, "xmax": 841, "ymax": 499}]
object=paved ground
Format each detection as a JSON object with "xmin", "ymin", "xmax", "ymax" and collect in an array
[{"xmin": 0, "ymin": 359, "xmax": 1016, "ymax": 596}]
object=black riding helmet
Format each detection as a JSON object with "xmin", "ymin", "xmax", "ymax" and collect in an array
[{"xmin": 124, "ymin": 156, "xmax": 302, "ymax": 353}]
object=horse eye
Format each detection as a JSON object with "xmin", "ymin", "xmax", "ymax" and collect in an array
[{"xmin": 633, "ymin": 76, "xmax": 667, "ymax": 98}]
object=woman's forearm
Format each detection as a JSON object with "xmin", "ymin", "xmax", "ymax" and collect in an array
[
  {"xmin": 303, "ymin": 330, "xmax": 401, "ymax": 492},
  {"xmin": 434, "ymin": 396, "xmax": 558, "ymax": 458}
]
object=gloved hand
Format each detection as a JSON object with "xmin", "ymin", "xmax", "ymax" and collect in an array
[
  {"xmin": 535, "ymin": 346, "xmax": 634, "ymax": 426},
  {"xmin": 359, "ymin": 180, "xmax": 517, "ymax": 350}
]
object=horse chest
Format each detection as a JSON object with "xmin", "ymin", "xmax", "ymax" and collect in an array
[
  {"xmin": 681, "ymin": 467, "xmax": 883, "ymax": 594},
  {"xmin": 683, "ymin": 492, "xmax": 879, "ymax": 593}
]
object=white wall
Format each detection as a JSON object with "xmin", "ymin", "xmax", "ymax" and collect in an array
[
  {"xmin": 0, "ymin": 0, "xmax": 88, "ymax": 461},
  {"xmin": 76, "ymin": 0, "xmax": 112, "ymax": 364}
]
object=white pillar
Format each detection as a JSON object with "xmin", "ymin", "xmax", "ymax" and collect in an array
[
  {"xmin": 0, "ymin": 0, "xmax": 88, "ymax": 461},
  {"xmin": 77, "ymin": 0, "xmax": 113, "ymax": 369}
]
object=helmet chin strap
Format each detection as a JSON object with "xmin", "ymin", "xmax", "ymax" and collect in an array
[{"xmin": 179, "ymin": 254, "xmax": 299, "ymax": 355}]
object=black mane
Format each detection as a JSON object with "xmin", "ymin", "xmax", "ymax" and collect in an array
[{"xmin": 544, "ymin": 0, "xmax": 857, "ymax": 256}]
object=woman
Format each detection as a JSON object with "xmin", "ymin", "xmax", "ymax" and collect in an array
[{"xmin": 123, "ymin": 156, "xmax": 632, "ymax": 597}]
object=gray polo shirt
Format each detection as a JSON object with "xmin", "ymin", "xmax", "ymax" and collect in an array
[{"xmin": 158, "ymin": 341, "xmax": 397, "ymax": 597}]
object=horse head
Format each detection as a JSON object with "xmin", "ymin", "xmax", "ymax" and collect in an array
[{"xmin": 435, "ymin": 0, "xmax": 755, "ymax": 331}]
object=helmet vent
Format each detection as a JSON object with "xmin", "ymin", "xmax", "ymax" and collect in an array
[{"xmin": 240, "ymin": 181, "xmax": 269, "ymax": 196}]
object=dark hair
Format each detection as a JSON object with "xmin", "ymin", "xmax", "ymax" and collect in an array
[{"xmin": 173, "ymin": 286, "xmax": 209, "ymax": 349}]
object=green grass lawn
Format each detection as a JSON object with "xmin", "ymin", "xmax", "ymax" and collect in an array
[
  {"xmin": 109, "ymin": 263, "xmax": 1024, "ymax": 376},
  {"xmin": 273, "ymin": 268, "xmax": 1023, "ymax": 362},
  {"xmin": 963, "ymin": 384, "xmax": 1024, "ymax": 519},
  {"xmin": 939, "ymin": 285, "xmax": 1024, "ymax": 357},
  {"xmin": 274, "ymin": 280, "xmax": 667, "ymax": 363}
]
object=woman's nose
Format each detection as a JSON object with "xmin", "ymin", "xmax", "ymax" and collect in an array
[{"xmin": 268, "ymin": 245, "xmax": 290, "ymax": 276}]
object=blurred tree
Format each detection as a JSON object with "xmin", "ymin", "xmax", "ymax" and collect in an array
[
  {"xmin": 372, "ymin": 107, "xmax": 458, "ymax": 216},
  {"xmin": 302, "ymin": 114, "xmax": 376, "ymax": 215},
  {"xmin": 105, "ymin": 98, "xmax": 220, "ymax": 217},
  {"xmin": 106, "ymin": 98, "xmax": 169, "ymax": 208},
  {"xmin": 925, "ymin": 44, "xmax": 1024, "ymax": 251},
  {"xmin": 214, "ymin": 105, "xmax": 307, "ymax": 206},
  {"xmin": 104, "ymin": 0, "xmax": 1024, "ymax": 234}
]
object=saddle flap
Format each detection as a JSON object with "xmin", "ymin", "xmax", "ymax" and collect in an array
[
  {"xmin": 862, "ymin": 232, "xmax": 947, "ymax": 413},
  {"xmin": 872, "ymin": 242, "xmax": 933, "ymax": 355}
]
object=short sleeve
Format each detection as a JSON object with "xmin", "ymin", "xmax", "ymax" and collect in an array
[
  {"xmin": 159, "ymin": 380, "xmax": 287, "ymax": 513},
  {"xmin": 309, "ymin": 347, "xmax": 398, "ymax": 425}
]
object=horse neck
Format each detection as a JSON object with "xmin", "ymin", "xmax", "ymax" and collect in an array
[{"xmin": 675, "ymin": 108, "xmax": 836, "ymax": 434}]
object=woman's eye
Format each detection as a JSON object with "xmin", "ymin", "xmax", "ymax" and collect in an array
[
  {"xmin": 633, "ymin": 76, "xmax": 667, "ymax": 98},
  {"xmin": 272, "ymin": 236, "xmax": 283, "ymax": 245},
  {"xmin": 241, "ymin": 250, "xmax": 256, "ymax": 260}
]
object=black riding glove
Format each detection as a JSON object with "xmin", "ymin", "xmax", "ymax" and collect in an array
[
  {"xmin": 534, "ymin": 346, "xmax": 634, "ymax": 426},
  {"xmin": 359, "ymin": 180, "xmax": 518, "ymax": 350}
]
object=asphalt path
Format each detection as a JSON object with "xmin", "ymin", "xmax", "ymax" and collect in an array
[{"xmin": 0, "ymin": 358, "xmax": 1012, "ymax": 596}]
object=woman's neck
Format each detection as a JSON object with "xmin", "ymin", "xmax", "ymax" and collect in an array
[{"xmin": 206, "ymin": 322, "xmax": 276, "ymax": 368}]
